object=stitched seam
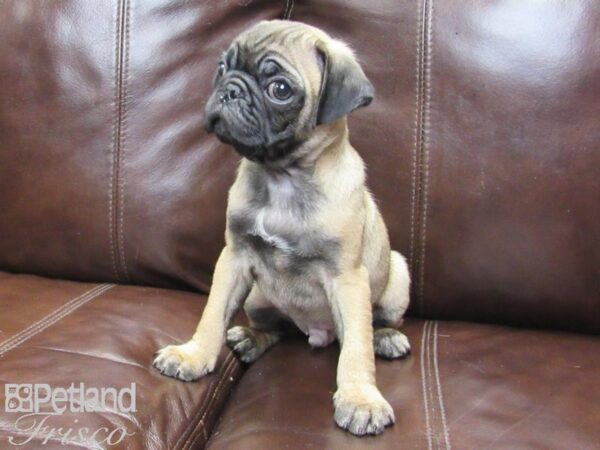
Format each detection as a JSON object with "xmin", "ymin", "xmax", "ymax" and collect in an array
[
  {"xmin": 417, "ymin": 0, "xmax": 434, "ymax": 315},
  {"xmin": 433, "ymin": 321, "xmax": 451, "ymax": 450},
  {"xmin": 282, "ymin": 0, "xmax": 294, "ymax": 19},
  {"xmin": 173, "ymin": 353, "xmax": 235, "ymax": 450},
  {"xmin": 420, "ymin": 321, "xmax": 433, "ymax": 450},
  {"xmin": 428, "ymin": 320, "xmax": 441, "ymax": 450},
  {"xmin": 0, "ymin": 285, "xmax": 113, "ymax": 356},
  {"xmin": 0, "ymin": 284, "xmax": 108, "ymax": 352},
  {"xmin": 0, "ymin": 284, "xmax": 114, "ymax": 356},
  {"xmin": 118, "ymin": 0, "xmax": 131, "ymax": 282},
  {"xmin": 430, "ymin": 320, "xmax": 442, "ymax": 450},
  {"xmin": 116, "ymin": 0, "xmax": 131, "ymax": 282},
  {"xmin": 108, "ymin": 2, "xmax": 122, "ymax": 281},
  {"xmin": 112, "ymin": 0, "xmax": 131, "ymax": 283},
  {"xmin": 183, "ymin": 356, "xmax": 239, "ymax": 450},
  {"xmin": 416, "ymin": 0, "xmax": 427, "ymax": 314},
  {"xmin": 409, "ymin": 0, "xmax": 428, "ymax": 315},
  {"xmin": 426, "ymin": 320, "xmax": 437, "ymax": 449},
  {"xmin": 419, "ymin": 0, "xmax": 434, "ymax": 315},
  {"xmin": 410, "ymin": 0, "xmax": 425, "ymax": 282},
  {"xmin": 409, "ymin": 0, "xmax": 423, "ymax": 285}
]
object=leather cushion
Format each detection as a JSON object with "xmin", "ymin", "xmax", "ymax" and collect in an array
[
  {"xmin": 0, "ymin": 272, "xmax": 241, "ymax": 450},
  {"xmin": 207, "ymin": 319, "xmax": 600, "ymax": 449}
]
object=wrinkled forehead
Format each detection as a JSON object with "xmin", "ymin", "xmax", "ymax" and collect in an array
[{"xmin": 225, "ymin": 22, "xmax": 325, "ymax": 94}]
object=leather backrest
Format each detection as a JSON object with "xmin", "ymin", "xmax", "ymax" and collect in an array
[
  {"xmin": 0, "ymin": 0, "xmax": 289, "ymax": 292},
  {"xmin": 1, "ymin": 0, "xmax": 598, "ymax": 333},
  {"xmin": 290, "ymin": 0, "xmax": 600, "ymax": 333}
]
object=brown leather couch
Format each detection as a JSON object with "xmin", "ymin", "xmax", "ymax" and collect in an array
[{"xmin": 1, "ymin": 1, "xmax": 598, "ymax": 449}]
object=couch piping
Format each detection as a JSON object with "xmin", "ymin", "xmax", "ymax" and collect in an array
[
  {"xmin": 410, "ymin": 0, "xmax": 434, "ymax": 316},
  {"xmin": 110, "ymin": 0, "xmax": 132, "ymax": 283},
  {"xmin": 173, "ymin": 353, "xmax": 238, "ymax": 449},
  {"xmin": 185, "ymin": 356, "xmax": 241, "ymax": 449},
  {"xmin": 421, "ymin": 320, "xmax": 451, "ymax": 450},
  {"xmin": 0, "ymin": 284, "xmax": 114, "ymax": 356},
  {"xmin": 173, "ymin": 357, "xmax": 228, "ymax": 450},
  {"xmin": 183, "ymin": 356, "xmax": 236, "ymax": 448}
]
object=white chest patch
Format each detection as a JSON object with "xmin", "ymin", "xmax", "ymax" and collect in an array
[{"xmin": 250, "ymin": 209, "xmax": 293, "ymax": 253}]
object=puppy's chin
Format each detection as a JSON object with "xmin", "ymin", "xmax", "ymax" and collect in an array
[
  {"xmin": 232, "ymin": 141, "xmax": 297, "ymax": 165},
  {"xmin": 212, "ymin": 124, "xmax": 267, "ymax": 162},
  {"xmin": 212, "ymin": 125, "xmax": 299, "ymax": 165}
]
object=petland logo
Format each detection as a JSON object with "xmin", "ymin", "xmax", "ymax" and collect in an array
[{"xmin": 4, "ymin": 383, "xmax": 136, "ymax": 447}]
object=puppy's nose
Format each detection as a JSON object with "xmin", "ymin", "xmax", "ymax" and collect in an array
[{"xmin": 219, "ymin": 83, "xmax": 243, "ymax": 103}]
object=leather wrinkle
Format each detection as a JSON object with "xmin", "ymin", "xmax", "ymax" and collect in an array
[{"xmin": 33, "ymin": 345, "xmax": 146, "ymax": 370}]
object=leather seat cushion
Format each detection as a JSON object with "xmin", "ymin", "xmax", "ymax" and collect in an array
[
  {"xmin": 0, "ymin": 272, "xmax": 241, "ymax": 450},
  {"xmin": 207, "ymin": 319, "xmax": 600, "ymax": 449}
]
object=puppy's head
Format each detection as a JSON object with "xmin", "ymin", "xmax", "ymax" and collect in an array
[{"xmin": 203, "ymin": 20, "xmax": 373, "ymax": 164}]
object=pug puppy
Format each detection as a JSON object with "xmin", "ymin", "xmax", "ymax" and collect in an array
[{"xmin": 153, "ymin": 20, "xmax": 411, "ymax": 436}]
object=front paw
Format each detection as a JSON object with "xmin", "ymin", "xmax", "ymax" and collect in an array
[
  {"xmin": 333, "ymin": 384, "xmax": 395, "ymax": 436},
  {"xmin": 152, "ymin": 341, "xmax": 217, "ymax": 381}
]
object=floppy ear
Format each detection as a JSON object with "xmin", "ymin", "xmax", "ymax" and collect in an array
[{"xmin": 316, "ymin": 40, "xmax": 375, "ymax": 125}]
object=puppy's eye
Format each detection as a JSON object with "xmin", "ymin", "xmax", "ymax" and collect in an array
[
  {"xmin": 217, "ymin": 62, "xmax": 226, "ymax": 77},
  {"xmin": 266, "ymin": 80, "xmax": 293, "ymax": 103}
]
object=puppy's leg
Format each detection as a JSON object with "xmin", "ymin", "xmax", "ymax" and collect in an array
[
  {"xmin": 331, "ymin": 266, "xmax": 394, "ymax": 436},
  {"xmin": 227, "ymin": 285, "xmax": 296, "ymax": 363},
  {"xmin": 373, "ymin": 251, "xmax": 411, "ymax": 359},
  {"xmin": 153, "ymin": 247, "xmax": 251, "ymax": 381}
]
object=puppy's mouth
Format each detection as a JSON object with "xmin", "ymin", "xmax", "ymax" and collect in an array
[
  {"xmin": 206, "ymin": 113, "xmax": 263, "ymax": 152},
  {"xmin": 204, "ymin": 111, "xmax": 296, "ymax": 165},
  {"xmin": 207, "ymin": 117, "xmax": 234, "ymax": 146}
]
